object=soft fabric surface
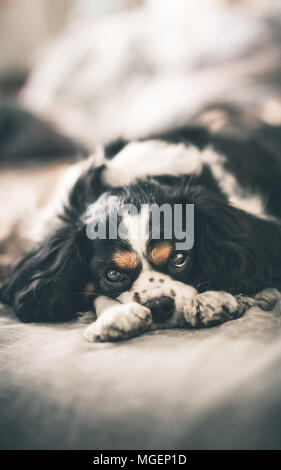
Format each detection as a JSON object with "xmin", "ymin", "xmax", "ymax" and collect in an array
[{"xmin": 1, "ymin": 294, "xmax": 281, "ymax": 450}]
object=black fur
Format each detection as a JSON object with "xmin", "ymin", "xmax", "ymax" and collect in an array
[
  {"xmin": 0, "ymin": 163, "xmax": 105, "ymax": 322},
  {"xmin": 188, "ymin": 187, "xmax": 281, "ymax": 294},
  {"xmin": 2, "ymin": 224, "xmax": 88, "ymax": 322}
]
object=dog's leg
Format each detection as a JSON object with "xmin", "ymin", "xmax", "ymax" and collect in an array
[
  {"xmin": 183, "ymin": 291, "xmax": 254, "ymax": 328},
  {"xmin": 83, "ymin": 296, "xmax": 152, "ymax": 342}
]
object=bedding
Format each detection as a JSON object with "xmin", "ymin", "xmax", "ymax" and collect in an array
[{"xmin": 1, "ymin": 292, "xmax": 281, "ymax": 450}]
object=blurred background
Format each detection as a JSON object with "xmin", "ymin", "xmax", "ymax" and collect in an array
[
  {"xmin": 1, "ymin": 0, "xmax": 281, "ymax": 147},
  {"xmin": 0, "ymin": 0, "xmax": 281, "ymax": 271}
]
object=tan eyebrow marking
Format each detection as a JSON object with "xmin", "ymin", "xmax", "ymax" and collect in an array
[
  {"xmin": 113, "ymin": 251, "xmax": 139, "ymax": 270},
  {"xmin": 149, "ymin": 242, "xmax": 173, "ymax": 266}
]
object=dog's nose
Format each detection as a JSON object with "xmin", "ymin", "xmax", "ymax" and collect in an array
[{"xmin": 144, "ymin": 296, "xmax": 175, "ymax": 323}]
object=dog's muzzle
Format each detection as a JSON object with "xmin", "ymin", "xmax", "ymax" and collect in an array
[{"xmin": 144, "ymin": 296, "xmax": 175, "ymax": 323}]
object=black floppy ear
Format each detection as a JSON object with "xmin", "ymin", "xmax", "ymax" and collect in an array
[
  {"xmin": 188, "ymin": 188, "xmax": 281, "ymax": 295},
  {"xmin": 0, "ymin": 157, "xmax": 106, "ymax": 322},
  {"xmin": 0, "ymin": 222, "xmax": 91, "ymax": 322}
]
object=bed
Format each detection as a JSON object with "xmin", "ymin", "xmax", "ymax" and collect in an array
[{"xmin": 1, "ymin": 292, "xmax": 281, "ymax": 449}]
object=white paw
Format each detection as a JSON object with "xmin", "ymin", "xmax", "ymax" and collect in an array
[
  {"xmin": 83, "ymin": 302, "xmax": 152, "ymax": 343},
  {"xmin": 183, "ymin": 291, "xmax": 253, "ymax": 328}
]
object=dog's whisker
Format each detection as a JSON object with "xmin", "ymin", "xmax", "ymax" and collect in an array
[{"xmin": 194, "ymin": 281, "xmax": 213, "ymax": 289}]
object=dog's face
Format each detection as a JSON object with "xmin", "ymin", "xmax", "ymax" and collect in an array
[
  {"xmin": 83, "ymin": 183, "xmax": 197, "ymax": 324},
  {"xmin": 90, "ymin": 237, "xmax": 197, "ymax": 324}
]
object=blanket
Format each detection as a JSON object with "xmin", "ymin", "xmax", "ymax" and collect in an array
[{"xmin": 1, "ymin": 295, "xmax": 281, "ymax": 449}]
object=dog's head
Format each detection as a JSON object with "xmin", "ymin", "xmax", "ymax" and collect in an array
[
  {"xmin": 80, "ymin": 180, "xmax": 194, "ymax": 324},
  {"xmin": 81, "ymin": 179, "xmax": 280, "ymax": 324}
]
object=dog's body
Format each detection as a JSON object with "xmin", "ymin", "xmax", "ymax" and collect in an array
[{"xmin": 1, "ymin": 124, "xmax": 281, "ymax": 341}]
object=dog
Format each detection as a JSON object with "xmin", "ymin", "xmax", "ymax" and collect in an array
[{"xmin": 1, "ymin": 124, "xmax": 281, "ymax": 342}]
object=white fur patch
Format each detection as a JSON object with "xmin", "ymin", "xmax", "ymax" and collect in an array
[
  {"xmin": 202, "ymin": 147, "xmax": 266, "ymax": 218},
  {"xmin": 102, "ymin": 140, "xmax": 204, "ymax": 187}
]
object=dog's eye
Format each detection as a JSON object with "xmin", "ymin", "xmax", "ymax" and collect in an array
[
  {"xmin": 170, "ymin": 252, "xmax": 187, "ymax": 268},
  {"xmin": 105, "ymin": 270, "xmax": 124, "ymax": 282}
]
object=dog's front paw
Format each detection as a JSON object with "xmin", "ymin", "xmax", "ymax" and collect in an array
[
  {"xmin": 183, "ymin": 291, "xmax": 253, "ymax": 328},
  {"xmin": 83, "ymin": 302, "xmax": 152, "ymax": 342}
]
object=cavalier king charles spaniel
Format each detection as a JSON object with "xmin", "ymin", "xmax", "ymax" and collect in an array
[{"xmin": 1, "ymin": 125, "xmax": 281, "ymax": 342}]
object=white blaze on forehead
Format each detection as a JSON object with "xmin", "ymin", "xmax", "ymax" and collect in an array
[
  {"xmin": 102, "ymin": 139, "xmax": 204, "ymax": 187},
  {"xmin": 122, "ymin": 204, "xmax": 150, "ymax": 267}
]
